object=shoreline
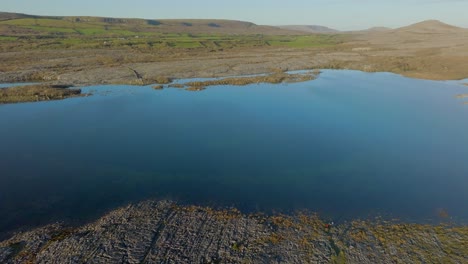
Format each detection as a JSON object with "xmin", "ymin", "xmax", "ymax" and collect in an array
[
  {"xmin": 2, "ymin": 68, "xmax": 467, "ymax": 104},
  {"xmin": 2, "ymin": 45, "xmax": 468, "ymax": 88},
  {"xmin": 2, "ymin": 13, "xmax": 468, "ymax": 263},
  {"xmin": 2, "ymin": 64, "xmax": 468, "ymax": 88},
  {"xmin": 0, "ymin": 84, "xmax": 82, "ymax": 104},
  {"xmin": 0, "ymin": 70, "xmax": 320, "ymax": 104},
  {"xmin": 1, "ymin": 200, "xmax": 466, "ymax": 263}
]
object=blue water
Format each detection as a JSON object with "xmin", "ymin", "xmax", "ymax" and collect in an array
[{"xmin": 1, "ymin": 70, "xmax": 467, "ymax": 235}]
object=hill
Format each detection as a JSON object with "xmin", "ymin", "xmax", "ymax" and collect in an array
[
  {"xmin": 0, "ymin": 12, "xmax": 299, "ymax": 35},
  {"xmin": 347, "ymin": 26, "xmax": 392, "ymax": 34},
  {"xmin": 364, "ymin": 26, "xmax": 392, "ymax": 32},
  {"xmin": 0, "ymin": 12, "xmax": 347, "ymax": 53},
  {"xmin": 278, "ymin": 25, "xmax": 339, "ymax": 33},
  {"xmin": 0, "ymin": 12, "xmax": 36, "ymax": 21},
  {"xmin": 395, "ymin": 20, "xmax": 464, "ymax": 33}
]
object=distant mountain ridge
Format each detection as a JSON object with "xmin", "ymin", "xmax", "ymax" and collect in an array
[
  {"xmin": 0, "ymin": 12, "xmax": 37, "ymax": 20},
  {"xmin": 364, "ymin": 27, "xmax": 392, "ymax": 32},
  {"xmin": 1, "ymin": 12, "xmax": 465, "ymax": 35},
  {"xmin": 0, "ymin": 12, "xmax": 300, "ymax": 35},
  {"xmin": 278, "ymin": 25, "xmax": 339, "ymax": 33}
]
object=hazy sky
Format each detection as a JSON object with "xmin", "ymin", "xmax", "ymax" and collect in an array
[{"xmin": 2, "ymin": 0, "xmax": 468, "ymax": 30}]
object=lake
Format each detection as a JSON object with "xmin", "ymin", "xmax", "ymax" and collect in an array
[{"xmin": 1, "ymin": 70, "xmax": 467, "ymax": 236}]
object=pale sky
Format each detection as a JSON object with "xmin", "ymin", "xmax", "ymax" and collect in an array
[{"xmin": 2, "ymin": 0, "xmax": 468, "ymax": 30}]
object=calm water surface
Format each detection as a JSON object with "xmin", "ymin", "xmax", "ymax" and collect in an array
[{"xmin": 1, "ymin": 70, "xmax": 468, "ymax": 235}]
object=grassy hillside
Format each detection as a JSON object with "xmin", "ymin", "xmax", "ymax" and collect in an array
[
  {"xmin": 0, "ymin": 13, "xmax": 345, "ymax": 51},
  {"xmin": 0, "ymin": 12, "xmax": 37, "ymax": 21}
]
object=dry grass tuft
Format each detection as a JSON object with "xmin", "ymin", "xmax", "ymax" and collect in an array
[{"xmin": 0, "ymin": 84, "xmax": 82, "ymax": 103}]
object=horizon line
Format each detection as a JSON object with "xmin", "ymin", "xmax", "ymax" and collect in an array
[{"xmin": 1, "ymin": 10, "xmax": 466, "ymax": 31}]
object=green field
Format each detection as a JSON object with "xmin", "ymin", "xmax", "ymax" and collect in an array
[
  {"xmin": 0, "ymin": 36, "xmax": 17, "ymax": 41},
  {"xmin": 0, "ymin": 17, "xmax": 345, "ymax": 51},
  {"xmin": 267, "ymin": 35, "xmax": 343, "ymax": 48}
]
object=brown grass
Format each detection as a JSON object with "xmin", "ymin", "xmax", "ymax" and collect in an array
[
  {"xmin": 146, "ymin": 76, "xmax": 173, "ymax": 84},
  {"xmin": 0, "ymin": 84, "xmax": 82, "ymax": 103},
  {"xmin": 168, "ymin": 84, "xmax": 185, "ymax": 88},
  {"xmin": 185, "ymin": 72, "xmax": 317, "ymax": 90}
]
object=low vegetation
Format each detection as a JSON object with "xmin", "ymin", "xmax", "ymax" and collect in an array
[
  {"xmin": 0, "ymin": 84, "xmax": 82, "ymax": 103},
  {"xmin": 0, "ymin": 33, "xmax": 343, "ymax": 52},
  {"xmin": 148, "ymin": 71, "xmax": 318, "ymax": 92},
  {"xmin": 149, "ymin": 76, "xmax": 173, "ymax": 84},
  {"xmin": 184, "ymin": 71, "xmax": 318, "ymax": 90},
  {"xmin": 168, "ymin": 84, "xmax": 185, "ymax": 88}
]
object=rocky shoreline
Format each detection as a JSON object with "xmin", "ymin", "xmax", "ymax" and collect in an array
[
  {"xmin": 2, "ymin": 42, "xmax": 468, "ymax": 89},
  {"xmin": 0, "ymin": 70, "xmax": 319, "ymax": 103},
  {"xmin": 0, "ymin": 200, "xmax": 466, "ymax": 263}
]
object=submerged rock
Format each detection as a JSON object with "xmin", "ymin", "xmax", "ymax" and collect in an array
[{"xmin": 186, "ymin": 86, "xmax": 206, "ymax": 91}]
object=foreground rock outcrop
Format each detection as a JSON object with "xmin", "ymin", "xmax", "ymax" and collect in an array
[{"xmin": 0, "ymin": 201, "xmax": 466, "ymax": 263}]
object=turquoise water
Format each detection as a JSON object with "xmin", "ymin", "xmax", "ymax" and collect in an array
[{"xmin": 1, "ymin": 70, "xmax": 467, "ymax": 236}]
